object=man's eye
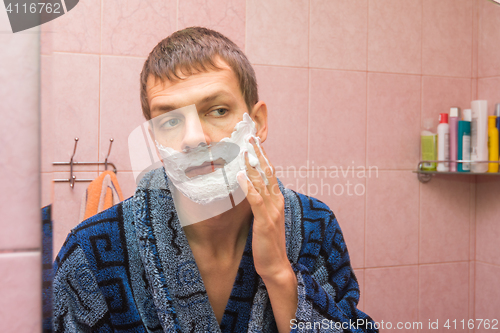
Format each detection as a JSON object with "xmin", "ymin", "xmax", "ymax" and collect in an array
[
  {"xmin": 210, "ymin": 108, "xmax": 228, "ymax": 117},
  {"xmin": 161, "ymin": 118, "xmax": 180, "ymax": 128}
]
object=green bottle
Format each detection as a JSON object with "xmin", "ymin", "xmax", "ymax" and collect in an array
[{"xmin": 421, "ymin": 118, "xmax": 437, "ymax": 171}]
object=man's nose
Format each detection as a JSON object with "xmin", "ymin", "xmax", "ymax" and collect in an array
[{"xmin": 181, "ymin": 116, "xmax": 208, "ymax": 152}]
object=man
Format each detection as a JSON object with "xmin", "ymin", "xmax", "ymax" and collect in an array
[{"xmin": 53, "ymin": 27, "xmax": 377, "ymax": 333}]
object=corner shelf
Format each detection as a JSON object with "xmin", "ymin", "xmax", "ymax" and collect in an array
[{"xmin": 414, "ymin": 160, "xmax": 500, "ymax": 183}]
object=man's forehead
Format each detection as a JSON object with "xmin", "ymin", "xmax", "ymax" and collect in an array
[
  {"xmin": 146, "ymin": 61, "xmax": 241, "ymax": 112},
  {"xmin": 146, "ymin": 57, "xmax": 234, "ymax": 91}
]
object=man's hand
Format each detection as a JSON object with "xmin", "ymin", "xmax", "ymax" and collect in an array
[{"xmin": 237, "ymin": 137, "xmax": 298, "ymax": 333}]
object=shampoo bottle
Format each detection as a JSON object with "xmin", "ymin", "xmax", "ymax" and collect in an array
[
  {"xmin": 437, "ymin": 113, "xmax": 450, "ymax": 172},
  {"xmin": 457, "ymin": 109, "xmax": 471, "ymax": 172},
  {"xmin": 488, "ymin": 115, "xmax": 499, "ymax": 172},
  {"xmin": 495, "ymin": 104, "xmax": 500, "ymax": 157},
  {"xmin": 449, "ymin": 107, "xmax": 460, "ymax": 172},
  {"xmin": 471, "ymin": 100, "xmax": 489, "ymax": 173},
  {"xmin": 421, "ymin": 118, "xmax": 437, "ymax": 171}
]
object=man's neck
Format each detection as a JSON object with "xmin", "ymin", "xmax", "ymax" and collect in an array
[{"xmin": 176, "ymin": 189, "xmax": 253, "ymax": 258}]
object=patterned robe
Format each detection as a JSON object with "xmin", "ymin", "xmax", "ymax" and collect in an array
[{"xmin": 53, "ymin": 167, "xmax": 377, "ymax": 332}]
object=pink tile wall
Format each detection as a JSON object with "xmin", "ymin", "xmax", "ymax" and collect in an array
[
  {"xmin": 422, "ymin": 0, "xmax": 473, "ymax": 78},
  {"xmin": 419, "ymin": 263, "xmax": 470, "ymax": 332},
  {"xmin": 310, "ymin": 0, "xmax": 367, "ymax": 71},
  {"xmin": 478, "ymin": 0, "xmax": 500, "ymax": 78},
  {"xmin": 39, "ymin": 0, "xmax": 500, "ymax": 330},
  {"xmin": 100, "ymin": 56, "xmax": 147, "ymax": 174},
  {"xmin": 475, "ymin": 263, "xmax": 500, "ymax": 331},
  {"xmin": 366, "ymin": 73, "xmax": 421, "ymax": 170},
  {"xmin": 1, "ymin": 8, "xmax": 42, "ymax": 332},
  {"xmin": 476, "ymin": 0, "xmax": 500, "ymax": 323},
  {"xmin": 364, "ymin": 266, "xmax": 419, "ymax": 330},
  {"xmin": 368, "ymin": 0, "xmax": 422, "ymax": 74},
  {"xmin": 309, "ymin": 69, "xmax": 367, "ymax": 168},
  {"xmin": 253, "ymin": 65, "xmax": 309, "ymax": 169},
  {"xmin": 419, "ymin": 175, "xmax": 471, "ymax": 264},
  {"xmin": 178, "ymin": 0, "xmax": 246, "ymax": 51},
  {"xmin": 0, "ymin": 253, "xmax": 42, "ymax": 332},
  {"xmin": 246, "ymin": 0, "xmax": 308, "ymax": 66},
  {"xmin": 365, "ymin": 171, "xmax": 419, "ymax": 267},
  {"xmin": 102, "ymin": 0, "xmax": 177, "ymax": 57},
  {"xmin": 475, "ymin": 177, "xmax": 500, "ymax": 266}
]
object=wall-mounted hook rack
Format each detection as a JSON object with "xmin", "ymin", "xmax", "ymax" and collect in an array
[
  {"xmin": 414, "ymin": 159, "xmax": 500, "ymax": 183},
  {"xmin": 53, "ymin": 138, "xmax": 117, "ymax": 188}
]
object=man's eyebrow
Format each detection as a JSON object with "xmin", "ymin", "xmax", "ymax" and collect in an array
[
  {"xmin": 152, "ymin": 91, "xmax": 233, "ymax": 113},
  {"xmin": 153, "ymin": 104, "xmax": 177, "ymax": 113},
  {"xmin": 199, "ymin": 91, "xmax": 232, "ymax": 105}
]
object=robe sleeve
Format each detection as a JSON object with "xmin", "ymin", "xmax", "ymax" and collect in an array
[
  {"xmin": 52, "ymin": 232, "xmax": 113, "ymax": 332},
  {"xmin": 290, "ymin": 212, "xmax": 378, "ymax": 333}
]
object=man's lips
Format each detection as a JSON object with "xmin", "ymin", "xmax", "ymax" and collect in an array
[{"xmin": 184, "ymin": 158, "xmax": 226, "ymax": 178}]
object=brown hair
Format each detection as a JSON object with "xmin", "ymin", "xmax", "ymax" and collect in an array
[{"xmin": 140, "ymin": 27, "xmax": 259, "ymax": 120}]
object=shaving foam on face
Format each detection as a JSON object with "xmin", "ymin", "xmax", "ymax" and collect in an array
[{"xmin": 155, "ymin": 113, "xmax": 271, "ymax": 205}]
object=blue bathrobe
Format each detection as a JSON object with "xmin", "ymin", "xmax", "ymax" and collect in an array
[{"xmin": 53, "ymin": 167, "xmax": 377, "ymax": 332}]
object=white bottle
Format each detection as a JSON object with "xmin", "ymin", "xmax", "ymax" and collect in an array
[
  {"xmin": 437, "ymin": 113, "xmax": 450, "ymax": 172},
  {"xmin": 471, "ymin": 100, "xmax": 489, "ymax": 173}
]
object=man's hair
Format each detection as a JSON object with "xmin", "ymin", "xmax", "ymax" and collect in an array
[{"xmin": 140, "ymin": 27, "xmax": 259, "ymax": 120}]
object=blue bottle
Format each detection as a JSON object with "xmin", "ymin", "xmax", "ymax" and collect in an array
[{"xmin": 457, "ymin": 109, "xmax": 471, "ymax": 172}]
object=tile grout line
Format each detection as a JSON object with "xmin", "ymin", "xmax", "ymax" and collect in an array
[
  {"xmin": 417, "ymin": 0, "xmax": 423, "ymax": 322},
  {"xmin": 0, "ymin": 249, "xmax": 42, "ymax": 255},
  {"xmin": 365, "ymin": 0, "xmax": 370, "ymax": 276},
  {"xmin": 98, "ymin": 0, "xmax": 103, "ymax": 172},
  {"xmin": 244, "ymin": 0, "xmax": 247, "ymax": 54},
  {"xmin": 306, "ymin": 0, "xmax": 311, "ymax": 195}
]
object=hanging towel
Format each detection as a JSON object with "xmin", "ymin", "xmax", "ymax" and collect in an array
[
  {"xmin": 79, "ymin": 170, "xmax": 124, "ymax": 222},
  {"xmin": 41, "ymin": 204, "xmax": 53, "ymax": 332}
]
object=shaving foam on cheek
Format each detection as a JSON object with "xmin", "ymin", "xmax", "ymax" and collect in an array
[
  {"xmin": 155, "ymin": 113, "xmax": 271, "ymax": 205},
  {"xmin": 240, "ymin": 135, "xmax": 271, "ymax": 185}
]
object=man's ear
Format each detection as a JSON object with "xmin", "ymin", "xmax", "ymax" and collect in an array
[{"xmin": 250, "ymin": 101, "xmax": 268, "ymax": 143}]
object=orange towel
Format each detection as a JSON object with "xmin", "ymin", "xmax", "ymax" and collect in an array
[{"xmin": 79, "ymin": 170, "xmax": 124, "ymax": 222}]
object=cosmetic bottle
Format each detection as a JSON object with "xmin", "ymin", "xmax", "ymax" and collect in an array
[
  {"xmin": 457, "ymin": 109, "xmax": 471, "ymax": 172},
  {"xmin": 471, "ymin": 100, "xmax": 489, "ymax": 173},
  {"xmin": 495, "ymin": 104, "xmax": 500, "ymax": 157},
  {"xmin": 488, "ymin": 115, "xmax": 499, "ymax": 173},
  {"xmin": 437, "ymin": 113, "xmax": 450, "ymax": 172},
  {"xmin": 421, "ymin": 118, "xmax": 437, "ymax": 171},
  {"xmin": 449, "ymin": 107, "xmax": 460, "ymax": 172}
]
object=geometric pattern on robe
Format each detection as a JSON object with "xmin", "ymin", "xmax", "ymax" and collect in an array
[{"xmin": 53, "ymin": 166, "xmax": 378, "ymax": 332}]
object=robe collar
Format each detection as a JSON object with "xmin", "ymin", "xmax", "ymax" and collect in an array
[{"xmin": 131, "ymin": 166, "xmax": 295, "ymax": 332}]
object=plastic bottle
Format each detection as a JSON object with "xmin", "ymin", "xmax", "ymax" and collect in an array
[
  {"xmin": 488, "ymin": 115, "xmax": 499, "ymax": 172},
  {"xmin": 421, "ymin": 118, "xmax": 437, "ymax": 171},
  {"xmin": 449, "ymin": 107, "xmax": 460, "ymax": 172},
  {"xmin": 437, "ymin": 113, "xmax": 450, "ymax": 172},
  {"xmin": 495, "ymin": 104, "xmax": 500, "ymax": 157},
  {"xmin": 458, "ymin": 109, "xmax": 471, "ymax": 172},
  {"xmin": 471, "ymin": 100, "xmax": 489, "ymax": 173}
]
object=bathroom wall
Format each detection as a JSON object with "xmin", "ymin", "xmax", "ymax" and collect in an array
[
  {"xmin": 38, "ymin": 0, "xmax": 499, "ymax": 331},
  {"xmin": 475, "ymin": 0, "xmax": 500, "ymax": 327},
  {"xmin": 0, "ymin": 8, "xmax": 42, "ymax": 333}
]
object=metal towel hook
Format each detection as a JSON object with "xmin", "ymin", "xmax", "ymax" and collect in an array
[
  {"xmin": 69, "ymin": 138, "xmax": 79, "ymax": 188},
  {"xmin": 104, "ymin": 138, "xmax": 114, "ymax": 170},
  {"xmin": 53, "ymin": 138, "xmax": 118, "ymax": 188}
]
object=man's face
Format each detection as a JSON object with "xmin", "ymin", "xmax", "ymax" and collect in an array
[
  {"xmin": 147, "ymin": 59, "xmax": 249, "ymax": 146},
  {"xmin": 146, "ymin": 58, "xmax": 266, "ymax": 179}
]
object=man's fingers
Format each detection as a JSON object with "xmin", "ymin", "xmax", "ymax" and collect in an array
[
  {"xmin": 237, "ymin": 169, "xmax": 271, "ymax": 222},
  {"xmin": 250, "ymin": 137, "xmax": 282, "ymax": 205},
  {"xmin": 244, "ymin": 150, "xmax": 269, "ymax": 198}
]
